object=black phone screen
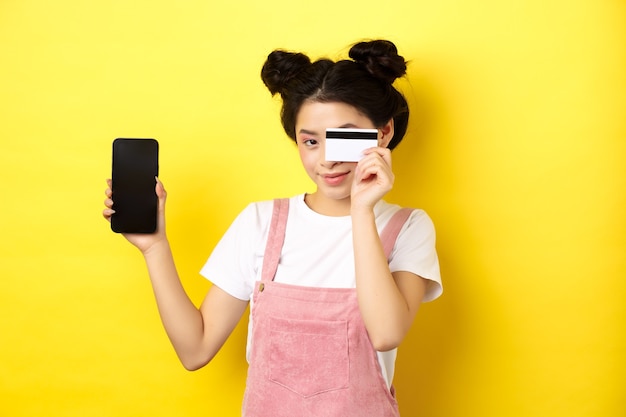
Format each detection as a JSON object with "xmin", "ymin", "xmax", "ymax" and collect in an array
[{"xmin": 111, "ymin": 138, "xmax": 159, "ymax": 233}]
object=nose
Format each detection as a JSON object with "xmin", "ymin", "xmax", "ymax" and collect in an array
[
  {"xmin": 319, "ymin": 141, "xmax": 340, "ymax": 168},
  {"xmin": 320, "ymin": 159, "xmax": 340, "ymax": 169}
]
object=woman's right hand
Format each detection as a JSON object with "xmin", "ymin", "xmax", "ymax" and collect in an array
[{"xmin": 103, "ymin": 177, "xmax": 168, "ymax": 254}]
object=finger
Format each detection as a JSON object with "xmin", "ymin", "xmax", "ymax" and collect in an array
[
  {"xmin": 154, "ymin": 177, "xmax": 167, "ymax": 232},
  {"xmin": 155, "ymin": 177, "xmax": 167, "ymax": 200},
  {"xmin": 364, "ymin": 150, "xmax": 394, "ymax": 173},
  {"xmin": 380, "ymin": 149, "xmax": 392, "ymax": 168},
  {"xmin": 155, "ymin": 177, "xmax": 167, "ymax": 219},
  {"xmin": 358, "ymin": 156, "xmax": 383, "ymax": 175},
  {"xmin": 102, "ymin": 208, "xmax": 115, "ymax": 222},
  {"xmin": 362, "ymin": 147, "xmax": 392, "ymax": 167},
  {"xmin": 356, "ymin": 164, "xmax": 378, "ymax": 183},
  {"xmin": 104, "ymin": 197, "xmax": 114, "ymax": 209},
  {"xmin": 358, "ymin": 158, "xmax": 394, "ymax": 185},
  {"xmin": 105, "ymin": 179, "xmax": 113, "ymax": 197}
]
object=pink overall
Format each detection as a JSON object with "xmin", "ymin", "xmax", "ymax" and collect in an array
[{"xmin": 242, "ymin": 199, "xmax": 413, "ymax": 417}]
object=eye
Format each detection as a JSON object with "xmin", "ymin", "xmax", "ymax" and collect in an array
[{"xmin": 302, "ymin": 138, "xmax": 319, "ymax": 146}]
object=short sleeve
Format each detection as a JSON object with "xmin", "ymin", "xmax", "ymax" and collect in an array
[
  {"xmin": 199, "ymin": 201, "xmax": 272, "ymax": 301},
  {"xmin": 388, "ymin": 209, "xmax": 442, "ymax": 302}
]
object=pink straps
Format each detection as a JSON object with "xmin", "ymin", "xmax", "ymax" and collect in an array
[
  {"xmin": 261, "ymin": 199, "xmax": 413, "ymax": 282},
  {"xmin": 380, "ymin": 207, "xmax": 414, "ymax": 259},
  {"xmin": 260, "ymin": 198, "xmax": 289, "ymax": 282}
]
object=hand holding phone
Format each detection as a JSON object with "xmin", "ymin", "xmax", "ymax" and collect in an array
[{"xmin": 110, "ymin": 138, "xmax": 159, "ymax": 234}]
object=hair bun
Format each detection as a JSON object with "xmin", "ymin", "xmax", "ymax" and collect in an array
[
  {"xmin": 349, "ymin": 40, "xmax": 407, "ymax": 84},
  {"xmin": 261, "ymin": 50, "xmax": 311, "ymax": 96}
]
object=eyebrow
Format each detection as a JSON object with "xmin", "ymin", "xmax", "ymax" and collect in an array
[
  {"xmin": 298, "ymin": 129, "xmax": 319, "ymax": 136},
  {"xmin": 297, "ymin": 124, "xmax": 360, "ymax": 137}
]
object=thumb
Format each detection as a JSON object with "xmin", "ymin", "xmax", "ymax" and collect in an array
[
  {"xmin": 155, "ymin": 176, "xmax": 167, "ymax": 202},
  {"xmin": 155, "ymin": 177, "xmax": 167, "ymax": 232}
]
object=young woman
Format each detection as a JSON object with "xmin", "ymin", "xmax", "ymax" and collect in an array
[{"xmin": 103, "ymin": 39, "xmax": 442, "ymax": 416}]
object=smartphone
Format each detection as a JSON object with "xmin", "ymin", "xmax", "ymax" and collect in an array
[
  {"xmin": 111, "ymin": 138, "xmax": 159, "ymax": 233},
  {"xmin": 325, "ymin": 128, "xmax": 378, "ymax": 162}
]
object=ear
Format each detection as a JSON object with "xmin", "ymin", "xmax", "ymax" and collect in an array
[{"xmin": 378, "ymin": 118, "xmax": 395, "ymax": 148}]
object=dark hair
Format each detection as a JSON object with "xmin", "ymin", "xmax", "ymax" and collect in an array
[{"xmin": 261, "ymin": 40, "xmax": 409, "ymax": 150}]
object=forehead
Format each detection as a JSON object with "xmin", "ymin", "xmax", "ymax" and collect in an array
[{"xmin": 295, "ymin": 101, "xmax": 375, "ymax": 133}]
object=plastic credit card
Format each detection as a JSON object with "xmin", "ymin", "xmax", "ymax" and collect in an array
[{"xmin": 325, "ymin": 128, "xmax": 378, "ymax": 162}]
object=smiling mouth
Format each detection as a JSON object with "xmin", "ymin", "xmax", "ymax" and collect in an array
[
  {"xmin": 324, "ymin": 172, "xmax": 347, "ymax": 178},
  {"xmin": 321, "ymin": 171, "xmax": 350, "ymax": 185}
]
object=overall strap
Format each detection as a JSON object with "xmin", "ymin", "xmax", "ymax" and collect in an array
[
  {"xmin": 380, "ymin": 208, "xmax": 414, "ymax": 260},
  {"xmin": 261, "ymin": 198, "xmax": 290, "ymax": 282},
  {"xmin": 261, "ymin": 200, "xmax": 413, "ymax": 281}
]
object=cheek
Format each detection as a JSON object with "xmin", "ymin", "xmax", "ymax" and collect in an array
[{"xmin": 298, "ymin": 148, "xmax": 318, "ymax": 169}]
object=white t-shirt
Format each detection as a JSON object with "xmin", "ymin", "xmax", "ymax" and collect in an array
[{"xmin": 200, "ymin": 194, "xmax": 442, "ymax": 388}]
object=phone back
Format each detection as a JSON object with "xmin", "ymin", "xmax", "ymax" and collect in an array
[{"xmin": 111, "ymin": 138, "xmax": 159, "ymax": 233}]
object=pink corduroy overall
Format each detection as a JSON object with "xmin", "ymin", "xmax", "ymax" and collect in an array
[{"xmin": 242, "ymin": 198, "xmax": 413, "ymax": 417}]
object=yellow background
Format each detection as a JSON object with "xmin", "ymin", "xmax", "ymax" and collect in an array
[{"xmin": 1, "ymin": 1, "xmax": 624, "ymax": 416}]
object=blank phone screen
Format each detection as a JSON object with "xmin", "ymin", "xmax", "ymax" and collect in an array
[{"xmin": 111, "ymin": 138, "xmax": 159, "ymax": 233}]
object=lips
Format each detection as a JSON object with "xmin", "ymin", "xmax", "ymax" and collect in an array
[{"xmin": 321, "ymin": 171, "xmax": 350, "ymax": 186}]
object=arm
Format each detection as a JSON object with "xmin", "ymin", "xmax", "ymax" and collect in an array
[
  {"xmin": 351, "ymin": 208, "xmax": 426, "ymax": 351},
  {"xmin": 103, "ymin": 179, "xmax": 248, "ymax": 370},
  {"xmin": 350, "ymin": 148, "xmax": 426, "ymax": 351},
  {"xmin": 142, "ymin": 240, "xmax": 248, "ymax": 370}
]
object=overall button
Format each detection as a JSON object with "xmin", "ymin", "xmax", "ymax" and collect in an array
[{"xmin": 259, "ymin": 283, "xmax": 265, "ymax": 292}]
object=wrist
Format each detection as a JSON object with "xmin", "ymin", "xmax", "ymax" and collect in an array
[
  {"xmin": 142, "ymin": 236, "xmax": 171, "ymax": 258},
  {"xmin": 350, "ymin": 204, "xmax": 376, "ymax": 222}
]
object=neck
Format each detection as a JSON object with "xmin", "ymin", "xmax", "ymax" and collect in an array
[{"xmin": 304, "ymin": 192, "xmax": 351, "ymax": 217}]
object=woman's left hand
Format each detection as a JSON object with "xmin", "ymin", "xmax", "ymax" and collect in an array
[{"xmin": 351, "ymin": 147, "xmax": 394, "ymax": 212}]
